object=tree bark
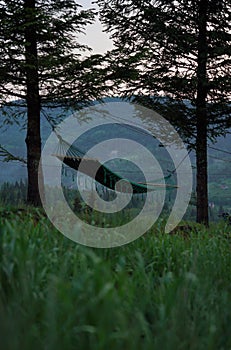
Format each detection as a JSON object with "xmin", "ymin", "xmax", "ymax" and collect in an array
[
  {"xmin": 196, "ymin": 0, "xmax": 209, "ymax": 225},
  {"xmin": 24, "ymin": 0, "xmax": 43, "ymax": 206}
]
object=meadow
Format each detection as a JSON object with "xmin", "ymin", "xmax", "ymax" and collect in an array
[{"xmin": 1, "ymin": 209, "xmax": 231, "ymax": 350}]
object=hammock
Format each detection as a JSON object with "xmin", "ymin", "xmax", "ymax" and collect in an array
[{"xmin": 53, "ymin": 135, "xmax": 177, "ymax": 194}]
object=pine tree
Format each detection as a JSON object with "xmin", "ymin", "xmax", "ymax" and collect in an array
[
  {"xmin": 97, "ymin": 0, "xmax": 231, "ymax": 225},
  {"xmin": 0, "ymin": 0, "xmax": 104, "ymax": 206}
]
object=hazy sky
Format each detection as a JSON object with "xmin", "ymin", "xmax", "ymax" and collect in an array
[{"xmin": 78, "ymin": 0, "xmax": 113, "ymax": 54}]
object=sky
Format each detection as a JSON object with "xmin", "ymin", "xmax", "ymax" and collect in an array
[{"xmin": 78, "ymin": 0, "xmax": 114, "ymax": 54}]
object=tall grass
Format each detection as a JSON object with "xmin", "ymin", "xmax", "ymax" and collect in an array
[{"xmin": 0, "ymin": 212, "xmax": 231, "ymax": 350}]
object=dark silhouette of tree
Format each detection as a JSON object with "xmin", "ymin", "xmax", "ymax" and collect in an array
[
  {"xmin": 97, "ymin": 0, "xmax": 231, "ymax": 225},
  {"xmin": 0, "ymin": 0, "xmax": 105, "ymax": 206},
  {"xmin": 0, "ymin": 181, "xmax": 27, "ymax": 205}
]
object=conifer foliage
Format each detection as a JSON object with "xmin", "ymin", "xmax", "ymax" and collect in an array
[
  {"xmin": 0, "ymin": 0, "xmax": 102, "ymax": 205},
  {"xmin": 97, "ymin": 0, "xmax": 231, "ymax": 224}
]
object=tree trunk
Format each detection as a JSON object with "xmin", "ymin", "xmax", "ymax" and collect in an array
[
  {"xmin": 196, "ymin": 0, "xmax": 209, "ymax": 225},
  {"xmin": 24, "ymin": 0, "xmax": 42, "ymax": 206}
]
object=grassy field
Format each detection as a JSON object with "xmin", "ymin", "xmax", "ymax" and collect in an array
[{"xmin": 0, "ymin": 209, "xmax": 231, "ymax": 350}]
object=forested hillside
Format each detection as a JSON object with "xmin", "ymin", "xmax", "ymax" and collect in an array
[{"xmin": 1, "ymin": 100, "xmax": 231, "ymax": 217}]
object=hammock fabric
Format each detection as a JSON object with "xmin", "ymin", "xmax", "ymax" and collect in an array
[{"xmin": 53, "ymin": 135, "xmax": 177, "ymax": 194}]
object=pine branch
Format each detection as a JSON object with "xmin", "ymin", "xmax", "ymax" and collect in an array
[{"xmin": 0, "ymin": 145, "xmax": 27, "ymax": 164}]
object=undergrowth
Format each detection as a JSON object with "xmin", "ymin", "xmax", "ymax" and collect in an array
[{"xmin": 0, "ymin": 212, "xmax": 231, "ymax": 350}]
